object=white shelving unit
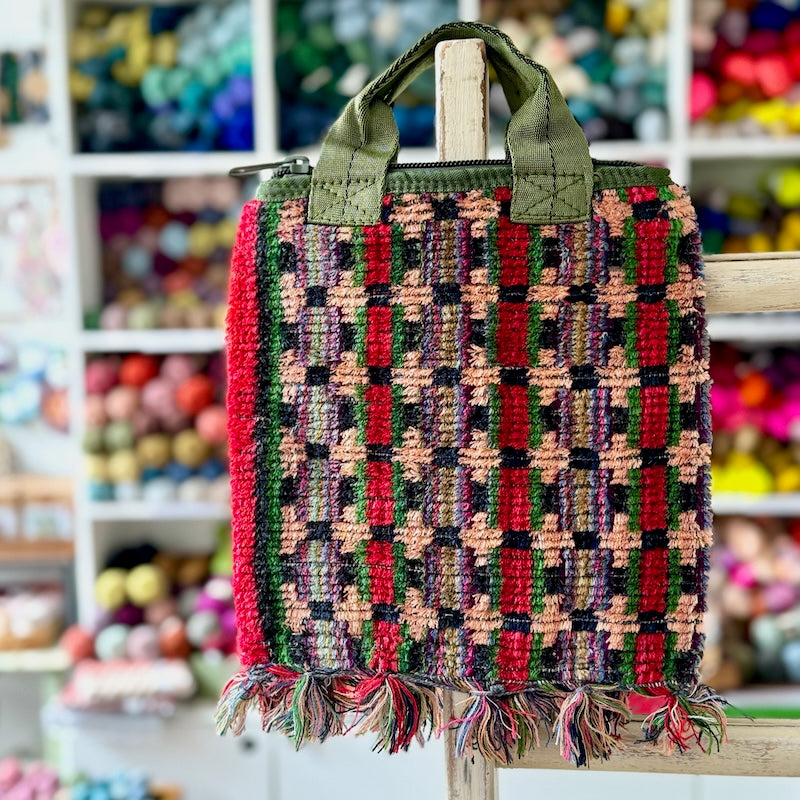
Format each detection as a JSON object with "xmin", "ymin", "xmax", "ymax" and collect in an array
[
  {"xmin": 3, "ymin": 0, "xmax": 800, "ymax": 794},
  {"xmin": 5, "ymin": 0, "xmax": 795, "ymax": 632}
]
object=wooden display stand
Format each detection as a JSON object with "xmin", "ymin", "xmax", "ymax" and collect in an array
[{"xmin": 434, "ymin": 39, "xmax": 800, "ymax": 800}]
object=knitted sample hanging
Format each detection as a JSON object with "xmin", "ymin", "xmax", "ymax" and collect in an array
[{"xmin": 217, "ymin": 22, "xmax": 726, "ymax": 766}]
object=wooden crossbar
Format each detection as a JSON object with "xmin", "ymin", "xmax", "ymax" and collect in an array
[{"xmin": 434, "ymin": 39, "xmax": 800, "ymax": 799}]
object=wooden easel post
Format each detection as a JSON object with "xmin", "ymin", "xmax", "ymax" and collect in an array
[
  {"xmin": 434, "ymin": 38, "xmax": 498, "ymax": 800},
  {"xmin": 435, "ymin": 37, "xmax": 800, "ymax": 800}
]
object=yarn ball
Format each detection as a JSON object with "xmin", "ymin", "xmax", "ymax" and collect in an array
[
  {"xmin": 94, "ymin": 568, "xmax": 128, "ymax": 611},
  {"xmin": 104, "ymin": 420, "xmax": 135, "ymax": 451},
  {"xmin": 175, "ymin": 374, "xmax": 215, "ymax": 416},
  {"xmin": 177, "ymin": 586, "xmax": 201, "ymax": 618},
  {"xmin": 126, "ymin": 564, "xmax": 168, "ymax": 607},
  {"xmin": 161, "ymin": 408, "xmax": 192, "ymax": 434},
  {"xmin": 131, "ymin": 407, "xmax": 158, "ymax": 437},
  {"xmin": 59, "ymin": 625, "xmax": 95, "ymax": 663},
  {"xmin": 85, "ymin": 358, "xmax": 118, "ymax": 394},
  {"xmin": 160, "ymin": 304, "xmax": 186, "ymax": 328},
  {"xmin": 158, "ymin": 616, "xmax": 192, "ymax": 659},
  {"xmin": 144, "ymin": 597, "xmax": 178, "ymax": 627},
  {"xmin": 111, "ymin": 602, "xmax": 144, "ymax": 626},
  {"xmin": 141, "ymin": 476, "xmax": 178, "ymax": 503},
  {"xmin": 195, "ymin": 404, "xmax": 227, "ymax": 445},
  {"xmin": 85, "ymin": 394, "xmax": 108, "ymax": 427},
  {"xmin": 85, "ymin": 453, "xmax": 110, "ymax": 482},
  {"xmin": 88, "ymin": 480, "xmax": 114, "ymax": 501},
  {"xmin": 126, "ymin": 624, "xmax": 161, "ymax": 661},
  {"xmin": 175, "ymin": 555, "xmax": 209, "ymax": 587},
  {"xmin": 165, "ymin": 459, "xmax": 193, "ymax": 483},
  {"xmin": 173, "ymin": 429, "xmax": 211, "ymax": 468},
  {"xmin": 185, "ymin": 304, "xmax": 213, "ymax": 328},
  {"xmin": 185, "ymin": 610, "xmax": 220, "ymax": 648},
  {"xmin": 114, "ymin": 481, "xmax": 142, "ymax": 502},
  {"xmin": 198, "ymin": 457, "xmax": 226, "ymax": 480},
  {"xmin": 107, "ymin": 449, "xmax": 140, "ymax": 484},
  {"xmin": 782, "ymin": 640, "xmax": 800, "ymax": 682},
  {"xmin": 208, "ymin": 474, "xmax": 231, "ymax": 504},
  {"xmin": 219, "ymin": 606, "xmax": 237, "ymax": 637},
  {"xmin": 177, "ymin": 476, "xmax": 210, "ymax": 502},
  {"xmin": 83, "ymin": 428, "xmax": 105, "ymax": 454},
  {"xmin": 94, "ymin": 624, "xmax": 130, "ymax": 661},
  {"xmin": 136, "ymin": 433, "xmax": 172, "ymax": 469},
  {"xmin": 141, "ymin": 377, "xmax": 176, "ymax": 417},
  {"xmin": 104, "ymin": 385, "xmax": 140, "ymax": 421},
  {"xmin": 99, "ymin": 303, "xmax": 129, "ymax": 330},
  {"xmin": 127, "ymin": 301, "xmax": 160, "ymax": 330},
  {"xmin": 119, "ymin": 354, "xmax": 160, "ymax": 388}
]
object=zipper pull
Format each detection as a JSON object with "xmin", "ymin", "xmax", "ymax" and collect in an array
[{"xmin": 229, "ymin": 156, "xmax": 310, "ymax": 177}]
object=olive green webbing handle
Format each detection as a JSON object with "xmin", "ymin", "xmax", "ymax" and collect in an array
[{"xmin": 307, "ymin": 21, "xmax": 593, "ymax": 226}]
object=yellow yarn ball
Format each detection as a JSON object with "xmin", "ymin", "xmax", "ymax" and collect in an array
[
  {"xmin": 107, "ymin": 449, "xmax": 141, "ymax": 484},
  {"xmin": 95, "ymin": 568, "xmax": 128, "ymax": 611},
  {"xmin": 85, "ymin": 453, "xmax": 109, "ymax": 482},
  {"xmin": 136, "ymin": 434, "xmax": 172, "ymax": 470},
  {"xmin": 188, "ymin": 223, "xmax": 217, "ymax": 259},
  {"xmin": 605, "ymin": 1, "xmax": 632, "ymax": 36},
  {"xmin": 126, "ymin": 564, "xmax": 168, "ymax": 607},
  {"xmin": 152, "ymin": 32, "xmax": 178, "ymax": 68},
  {"xmin": 173, "ymin": 429, "xmax": 211, "ymax": 469}
]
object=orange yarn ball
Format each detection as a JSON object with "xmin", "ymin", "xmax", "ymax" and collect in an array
[
  {"xmin": 740, "ymin": 372, "xmax": 771, "ymax": 408},
  {"xmin": 119, "ymin": 354, "xmax": 159, "ymax": 388},
  {"xmin": 175, "ymin": 374, "xmax": 215, "ymax": 416}
]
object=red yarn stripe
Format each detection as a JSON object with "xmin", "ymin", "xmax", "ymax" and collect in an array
[
  {"xmin": 635, "ymin": 631, "xmax": 666, "ymax": 684},
  {"xmin": 495, "ymin": 210, "xmax": 533, "ymax": 684},
  {"xmin": 363, "ymin": 222, "xmax": 398, "ymax": 671},
  {"xmin": 634, "ymin": 218, "xmax": 670, "ymax": 285},
  {"xmin": 227, "ymin": 200, "xmax": 268, "ymax": 665}
]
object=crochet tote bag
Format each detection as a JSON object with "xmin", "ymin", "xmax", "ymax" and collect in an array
[{"xmin": 217, "ymin": 21, "xmax": 725, "ymax": 766}]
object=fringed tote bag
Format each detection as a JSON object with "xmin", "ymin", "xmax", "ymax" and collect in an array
[{"xmin": 217, "ymin": 21, "xmax": 726, "ymax": 765}]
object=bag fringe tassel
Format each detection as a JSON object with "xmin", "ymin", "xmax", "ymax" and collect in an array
[
  {"xmin": 638, "ymin": 684, "xmax": 728, "ymax": 754},
  {"xmin": 216, "ymin": 668, "xmax": 727, "ymax": 765},
  {"xmin": 553, "ymin": 686, "xmax": 630, "ymax": 766}
]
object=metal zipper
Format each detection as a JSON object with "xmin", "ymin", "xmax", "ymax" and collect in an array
[
  {"xmin": 229, "ymin": 154, "xmax": 644, "ymax": 178},
  {"xmin": 229, "ymin": 156, "xmax": 311, "ymax": 177}
]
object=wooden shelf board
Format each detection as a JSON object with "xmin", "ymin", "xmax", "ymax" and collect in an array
[{"xmin": 0, "ymin": 540, "xmax": 74, "ymax": 564}]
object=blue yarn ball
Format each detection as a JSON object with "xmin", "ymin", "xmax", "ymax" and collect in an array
[
  {"xmin": 159, "ymin": 220, "xmax": 190, "ymax": 259},
  {"xmin": 121, "ymin": 245, "xmax": 154, "ymax": 279},
  {"xmin": 141, "ymin": 466, "xmax": 165, "ymax": 482},
  {"xmin": 166, "ymin": 460, "xmax": 194, "ymax": 483},
  {"xmin": 89, "ymin": 481, "xmax": 114, "ymax": 501},
  {"xmin": 198, "ymin": 458, "xmax": 225, "ymax": 480}
]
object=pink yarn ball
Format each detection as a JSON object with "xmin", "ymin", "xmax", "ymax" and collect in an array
[
  {"xmin": 729, "ymin": 562, "xmax": 758, "ymax": 589},
  {"xmin": 144, "ymin": 597, "xmax": 179, "ymax": 627},
  {"xmin": 220, "ymin": 606, "xmax": 237, "ymax": 636},
  {"xmin": 141, "ymin": 377, "xmax": 176, "ymax": 417},
  {"xmin": 763, "ymin": 583, "xmax": 798, "ymax": 614},
  {"xmin": 161, "ymin": 408, "xmax": 191, "ymax": 434},
  {"xmin": 690, "ymin": 72, "xmax": 717, "ymax": 120},
  {"xmin": 100, "ymin": 303, "xmax": 129, "ymax": 330},
  {"xmin": 104, "ymin": 385, "xmax": 140, "ymax": 422},
  {"xmin": 161, "ymin": 353, "xmax": 200, "ymax": 385},
  {"xmin": 86, "ymin": 358, "xmax": 118, "ymax": 394},
  {"xmin": 135, "ymin": 225, "xmax": 160, "ymax": 253},
  {"xmin": 195, "ymin": 404, "xmax": 228, "ymax": 445},
  {"xmin": 85, "ymin": 393, "xmax": 108, "ymax": 427},
  {"xmin": 131, "ymin": 407, "xmax": 159, "ymax": 437},
  {"xmin": 126, "ymin": 624, "xmax": 161, "ymax": 661}
]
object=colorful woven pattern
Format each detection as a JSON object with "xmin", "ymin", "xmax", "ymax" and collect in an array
[{"xmin": 219, "ymin": 178, "xmax": 725, "ymax": 764}]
